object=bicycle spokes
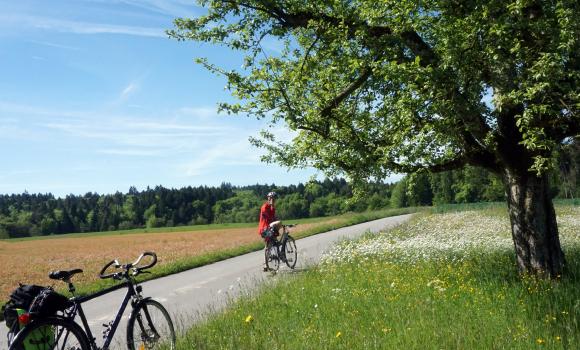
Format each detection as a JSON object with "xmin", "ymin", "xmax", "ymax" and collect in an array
[{"xmin": 129, "ymin": 300, "xmax": 175, "ymax": 350}]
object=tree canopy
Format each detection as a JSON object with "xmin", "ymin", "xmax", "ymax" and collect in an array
[
  {"xmin": 170, "ymin": 0, "xmax": 580, "ymax": 277},
  {"xmin": 170, "ymin": 0, "xmax": 579, "ymax": 183}
]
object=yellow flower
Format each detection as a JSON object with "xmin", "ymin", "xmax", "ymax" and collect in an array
[
  {"xmin": 555, "ymin": 336, "xmax": 561, "ymax": 341},
  {"xmin": 245, "ymin": 315, "xmax": 253, "ymax": 323},
  {"xmin": 336, "ymin": 332, "xmax": 342, "ymax": 338},
  {"xmin": 536, "ymin": 338, "xmax": 545, "ymax": 345}
]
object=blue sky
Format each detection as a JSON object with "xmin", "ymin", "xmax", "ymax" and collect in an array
[{"xmin": 0, "ymin": 0, "xmax": 320, "ymax": 197}]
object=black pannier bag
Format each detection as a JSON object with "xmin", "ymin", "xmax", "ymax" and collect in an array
[
  {"xmin": 3, "ymin": 284, "xmax": 72, "ymax": 336},
  {"xmin": 2, "ymin": 284, "xmax": 46, "ymax": 331},
  {"xmin": 28, "ymin": 287, "xmax": 72, "ymax": 317},
  {"xmin": 3, "ymin": 284, "xmax": 46, "ymax": 346}
]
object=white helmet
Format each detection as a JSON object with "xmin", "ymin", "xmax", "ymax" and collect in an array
[{"xmin": 267, "ymin": 191, "xmax": 278, "ymax": 199}]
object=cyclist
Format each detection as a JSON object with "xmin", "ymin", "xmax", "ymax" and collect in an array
[{"xmin": 258, "ymin": 191, "xmax": 281, "ymax": 271}]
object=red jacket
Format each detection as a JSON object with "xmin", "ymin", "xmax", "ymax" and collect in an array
[{"xmin": 258, "ymin": 202, "xmax": 276, "ymax": 235}]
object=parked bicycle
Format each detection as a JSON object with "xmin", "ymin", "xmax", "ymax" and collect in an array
[
  {"xmin": 265, "ymin": 224, "xmax": 298, "ymax": 271},
  {"xmin": 8, "ymin": 251, "xmax": 176, "ymax": 350}
]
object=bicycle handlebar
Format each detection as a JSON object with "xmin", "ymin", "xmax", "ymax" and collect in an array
[
  {"xmin": 99, "ymin": 252, "xmax": 157, "ymax": 280},
  {"xmin": 132, "ymin": 251, "xmax": 157, "ymax": 272},
  {"xmin": 99, "ymin": 259, "xmax": 121, "ymax": 279}
]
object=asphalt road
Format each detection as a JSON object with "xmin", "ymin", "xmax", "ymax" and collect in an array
[{"xmin": 1, "ymin": 214, "xmax": 412, "ymax": 349}]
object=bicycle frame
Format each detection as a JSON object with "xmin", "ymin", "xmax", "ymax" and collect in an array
[
  {"xmin": 269, "ymin": 226, "xmax": 292, "ymax": 262},
  {"xmin": 68, "ymin": 281, "xmax": 140, "ymax": 350},
  {"xmin": 271, "ymin": 226, "xmax": 289, "ymax": 246}
]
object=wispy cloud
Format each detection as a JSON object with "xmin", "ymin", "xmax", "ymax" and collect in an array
[
  {"xmin": 183, "ymin": 138, "xmax": 261, "ymax": 176},
  {"xmin": 28, "ymin": 40, "xmax": 81, "ymax": 51},
  {"xmin": 43, "ymin": 117, "xmax": 230, "ymax": 152},
  {"xmin": 1, "ymin": 14, "xmax": 166, "ymax": 38},
  {"xmin": 0, "ymin": 100, "xmax": 236, "ymax": 157},
  {"xmin": 97, "ymin": 148, "xmax": 162, "ymax": 156},
  {"xmin": 117, "ymin": 0, "xmax": 200, "ymax": 18},
  {"xmin": 118, "ymin": 82, "xmax": 139, "ymax": 102}
]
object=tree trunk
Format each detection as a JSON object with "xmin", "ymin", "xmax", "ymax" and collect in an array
[{"xmin": 503, "ymin": 169, "xmax": 565, "ymax": 278}]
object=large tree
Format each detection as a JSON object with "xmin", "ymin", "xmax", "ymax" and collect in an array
[{"xmin": 170, "ymin": 0, "xmax": 580, "ymax": 277}]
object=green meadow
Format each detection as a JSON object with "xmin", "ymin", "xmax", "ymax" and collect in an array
[{"xmin": 173, "ymin": 205, "xmax": 580, "ymax": 349}]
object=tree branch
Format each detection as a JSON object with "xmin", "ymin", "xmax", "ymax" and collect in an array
[{"xmin": 320, "ymin": 67, "xmax": 372, "ymax": 118}]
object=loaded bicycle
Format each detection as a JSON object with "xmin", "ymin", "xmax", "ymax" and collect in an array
[
  {"xmin": 265, "ymin": 224, "xmax": 298, "ymax": 271},
  {"xmin": 8, "ymin": 251, "xmax": 176, "ymax": 350}
]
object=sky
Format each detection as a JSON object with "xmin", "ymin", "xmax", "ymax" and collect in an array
[{"xmin": 0, "ymin": 0, "xmax": 321, "ymax": 198}]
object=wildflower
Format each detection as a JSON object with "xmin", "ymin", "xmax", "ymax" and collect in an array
[
  {"xmin": 555, "ymin": 336, "xmax": 561, "ymax": 341},
  {"xmin": 245, "ymin": 315, "xmax": 253, "ymax": 323},
  {"xmin": 336, "ymin": 331, "xmax": 342, "ymax": 338},
  {"xmin": 382, "ymin": 327, "xmax": 392, "ymax": 333},
  {"xmin": 536, "ymin": 338, "xmax": 545, "ymax": 345}
]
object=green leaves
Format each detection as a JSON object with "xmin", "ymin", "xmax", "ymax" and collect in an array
[{"xmin": 170, "ymin": 0, "xmax": 580, "ymax": 182}]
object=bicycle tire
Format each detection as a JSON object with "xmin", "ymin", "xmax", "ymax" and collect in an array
[
  {"xmin": 8, "ymin": 317, "xmax": 90, "ymax": 350},
  {"xmin": 264, "ymin": 242, "xmax": 280, "ymax": 271},
  {"xmin": 127, "ymin": 299, "xmax": 176, "ymax": 350},
  {"xmin": 283, "ymin": 236, "xmax": 298, "ymax": 269}
]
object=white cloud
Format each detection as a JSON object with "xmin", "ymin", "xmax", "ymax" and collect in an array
[
  {"xmin": 0, "ymin": 14, "xmax": 166, "ymax": 38},
  {"xmin": 183, "ymin": 137, "xmax": 261, "ymax": 176},
  {"xmin": 117, "ymin": 0, "xmax": 200, "ymax": 18},
  {"xmin": 43, "ymin": 117, "xmax": 230, "ymax": 152},
  {"xmin": 116, "ymin": 82, "xmax": 140, "ymax": 103},
  {"xmin": 178, "ymin": 107, "xmax": 220, "ymax": 120},
  {"xmin": 28, "ymin": 40, "xmax": 81, "ymax": 51},
  {"xmin": 97, "ymin": 148, "xmax": 162, "ymax": 156},
  {"xmin": 0, "ymin": 100, "xmax": 236, "ymax": 156}
]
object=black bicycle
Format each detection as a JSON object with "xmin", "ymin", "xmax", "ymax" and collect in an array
[
  {"xmin": 265, "ymin": 224, "xmax": 298, "ymax": 271},
  {"xmin": 9, "ymin": 252, "xmax": 176, "ymax": 350}
]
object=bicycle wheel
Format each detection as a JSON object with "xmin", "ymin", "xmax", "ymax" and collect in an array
[
  {"xmin": 127, "ymin": 299, "xmax": 176, "ymax": 350},
  {"xmin": 283, "ymin": 236, "xmax": 298, "ymax": 269},
  {"xmin": 9, "ymin": 317, "xmax": 90, "ymax": 350},
  {"xmin": 264, "ymin": 242, "xmax": 280, "ymax": 271}
]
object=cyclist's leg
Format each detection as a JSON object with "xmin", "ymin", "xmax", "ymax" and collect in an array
[{"xmin": 263, "ymin": 239, "xmax": 270, "ymax": 271}]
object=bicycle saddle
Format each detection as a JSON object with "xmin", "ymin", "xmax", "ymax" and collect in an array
[{"xmin": 49, "ymin": 269, "xmax": 84, "ymax": 281}]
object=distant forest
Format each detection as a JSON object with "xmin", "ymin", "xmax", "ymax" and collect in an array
[
  {"xmin": 1, "ymin": 141, "xmax": 578, "ymax": 239},
  {"xmin": 0, "ymin": 179, "xmax": 392, "ymax": 238}
]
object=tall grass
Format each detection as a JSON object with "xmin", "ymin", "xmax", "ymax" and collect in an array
[
  {"xmin": 429, "ymin": 201, "xmax": 507, "ymax": 214},
  {"xmin": 176, "ymin": 206, "xmax": 580, "ymax": 349}
]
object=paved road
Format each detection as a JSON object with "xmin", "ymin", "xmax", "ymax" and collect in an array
[{"xmin": 1, "ymin": 214, "xmax": 412, "ymax": 349}]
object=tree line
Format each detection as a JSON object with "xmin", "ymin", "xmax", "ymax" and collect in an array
[
  {"xmin": 0, "ymin": 179, "xmax": 392, "ymax": 239},
  {"xmin": 1, "ymin": 142, "xmax": 577, "ymax": 239},
  {"xmin": 391, "ymin": 141, "xmax": 580, "ymax": 207}
]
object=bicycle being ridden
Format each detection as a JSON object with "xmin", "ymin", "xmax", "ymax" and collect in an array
[
  {"xmin": 264, "ymin": 224, "xmax": 298, "ymax": 272},
  {"xmin": 9, "ymin": 251, "xmax": 176, "ymax": 350}
]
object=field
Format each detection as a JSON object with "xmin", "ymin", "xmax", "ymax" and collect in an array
[
  {"xmin": 175, "ymin": 205, "xmax": 580, "ymax": 349},
  {"xmin": 0, "ymin": 223, "xmax": 311, "ymax": 302},
  {"xmin": 0, "ymin": 208, "xmax": 416, "ymax": 303}
]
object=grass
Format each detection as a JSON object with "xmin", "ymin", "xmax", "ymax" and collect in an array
[{"xmin": 174, "ymin": 206, "xmax": 580, "ymax": 349}]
